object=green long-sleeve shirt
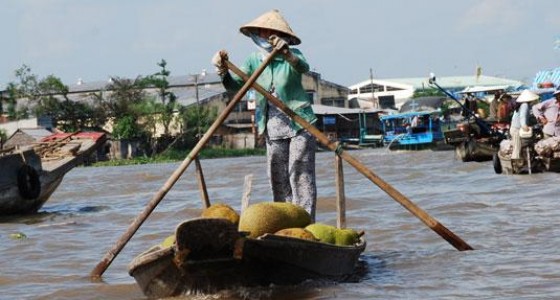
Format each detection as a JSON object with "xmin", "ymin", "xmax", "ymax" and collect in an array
[{"xmin": 222, "ymin": 49, "xmax": 317, "ymax": 135}]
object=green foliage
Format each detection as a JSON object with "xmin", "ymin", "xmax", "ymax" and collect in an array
[
  {"xmin": 90, "ymin": 147, "xmax": 266, "ymax": 167},
  {"xmin": 143, "ymin": 59, "xmax": 178, "ymax": 136},
  {"xmin": 4, "ymin": 65, "xmax": 101, "ymax": 131},
  {"xmin": 179, "ymin": 105, "xmax": 218, "ymax": 147},
  {"xmin": 439, "ymin": 101, "xmax": 451, "ymax": 116},
  {"xmin": 104, "ymin": 76, "xmax": 148, "ymax": 119},
  {"xmin": 112, "ymin": 115, "xmax": 143, "ymax": 140},
  {"xmin": 0, "ymin": 128, "xmax": 7, "ymax": 144},
  {"xmin": 4, "ymin": 61, "xmax": 222, "ymax": 160},
  {"xmin": 413, "ymin": 88, "xmax": 446, "ymax": 98}
]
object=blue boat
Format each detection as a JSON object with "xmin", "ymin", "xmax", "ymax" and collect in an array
[{"xmin": 380, "ymin": 111, "xmax": 447, "ymax": 150}]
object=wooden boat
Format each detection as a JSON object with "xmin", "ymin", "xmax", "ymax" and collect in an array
[
  {"xmin": 0, "ymin": 131, "xmax": 106, "ymax": 215},
  {"xmin": 380, "ymin": 111, "xmax": 450, "ymax": 150},
  {"xmin": 494, "ymin": 137, "xmax": 560, "ymax": 175},
  {"xmin": 128, "ymin": 218, "xmax": 366, "ymax": 298},
  {"xmin": 444, "ymin": 120, "xmax": 508, "ymax": 162}
]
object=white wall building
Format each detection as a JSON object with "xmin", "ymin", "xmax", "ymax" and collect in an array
[{"xmin": 348, "ymin": 75, "xmax": 526, "ymax": 109}]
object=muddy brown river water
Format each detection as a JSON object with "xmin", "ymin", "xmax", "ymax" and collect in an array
[{"xmin": 2, "ymin": 148, "xmax": 560, "ymax": 299}]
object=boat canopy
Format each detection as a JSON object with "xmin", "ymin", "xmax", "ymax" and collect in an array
[
  {"xmin": 380, "ymin": 111, "xmax": 439, "ymax": 121},
  {"xmin": 457, "ymin": 85, "xmax": 511, "ymax": 94}
]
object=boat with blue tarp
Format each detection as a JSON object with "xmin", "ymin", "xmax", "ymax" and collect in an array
[{"xmin": 380, "ymin": 111, "xmax": 448, "ymax": 150}]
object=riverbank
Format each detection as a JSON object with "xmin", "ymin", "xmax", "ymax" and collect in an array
[{"xmin": 91, "ymin": 147, "xmax": 266, "ymax": 167}]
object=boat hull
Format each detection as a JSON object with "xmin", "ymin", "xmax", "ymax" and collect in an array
[
  {"xmin": 0, "ymin": 173, "xmax": 64, "ymax": 215},
  {"xmin": 497, "ymin": 151, "xmax": 560, "ymax": 175},
  {"xmin": 129, "ymin": 218, "xmax": 366, "ymax": 298},
  {"xmin": 454, "ymin": 139, "xmax": 497, "ymax": 162},
  {"xmin": 0, "ymin": 132, "xmax": 106, "ymax": 215}
]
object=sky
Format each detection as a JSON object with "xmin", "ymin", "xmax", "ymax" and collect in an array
[{"xmin": 1, "ymin": 0, "xmax": 559, "ymax": 90}]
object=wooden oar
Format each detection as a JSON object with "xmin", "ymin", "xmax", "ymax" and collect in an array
[
  {"xmin": 89, "ymin": 48, "xmax": 281, "ymax": 279},
  {"xmin": 225, "ymin": 60, "xmax": 474, "ymax": 251}
]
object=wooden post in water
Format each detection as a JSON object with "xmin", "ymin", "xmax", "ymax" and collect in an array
[
  {"xmin": 194, "ymin": 157, "xmax": 210, "ymax": 208},
  {"xmin": 335, "ymin": 154, "xmax": 346, "ymax": 229},
  {"xmin": 241, "ymin": 174, "xmax": 253, "ymax": 213}
]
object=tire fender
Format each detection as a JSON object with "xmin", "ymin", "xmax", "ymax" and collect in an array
[{"xmin": 17, "ymin": 164, "xmax": 41, "ymax": 199}]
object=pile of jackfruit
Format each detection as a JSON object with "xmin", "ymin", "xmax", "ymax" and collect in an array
[{"xmin": 161, "ymin": 201, "xmax": 362, "ymax": 247}]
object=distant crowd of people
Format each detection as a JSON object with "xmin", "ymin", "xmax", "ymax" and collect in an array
[{"xmin": 461, "ymin": 88, "xmax": 560, "ymax": 159}]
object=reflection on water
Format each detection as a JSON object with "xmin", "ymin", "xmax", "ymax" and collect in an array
[{"xmin": 2, "ymin": 148, "xmax": 560, "ymax": 299}]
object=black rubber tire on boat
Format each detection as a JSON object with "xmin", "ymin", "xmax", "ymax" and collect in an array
[
  {"xmin": 493, "ymin": 152, "xmax": 502, "ymax": 174},
  {"xmin": 17, "ymin": 164, "xmax": 41, "ymax": 199}
]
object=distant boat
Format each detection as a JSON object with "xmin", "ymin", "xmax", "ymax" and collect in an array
[
  {"xmin": 494, "ymin": 130, "xmax": 560, "ymax": 175},
  {"xmin": 0, "ymin": 131, "xmax": 107, "ymax": 215},
  {"xmin": 380, "ymin": 111, "xmax": 448, "ymax": 150}
]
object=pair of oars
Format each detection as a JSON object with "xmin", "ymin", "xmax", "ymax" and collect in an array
[
  {"xmin": 91, "ymin": 47, "xmax": 472, "ymax": 279},
  {"xmin": 223, "ymin": 60, "xmax": 474, "ymax": 252}
]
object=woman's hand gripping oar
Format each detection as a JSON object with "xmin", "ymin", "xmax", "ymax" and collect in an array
[
  {"xmin": 225, "ymin": 60, "xmax": 474, "ymax": 251},
  {"xmin": 89, "ymin": 48, "xmax": 281, "ymax": 280}
]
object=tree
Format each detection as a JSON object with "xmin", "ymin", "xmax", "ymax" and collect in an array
[
  {"xmin": 179, "ymin": 104, "xmax": 218, "ymax": 148},
  {"xmin": 145, "ymin": 59, "xmax": 178, "ymax": 136},
  {"xmin": 104, "ymin": 76, "xmax": 147, "ymax": 118},
  {"xmin": 413, "ymin": 88, "xmax": 446, "ymax": 98},
  {"xmin": 4, "ymin": 65, "xmax": 38, "ymax": 120},
  {"xmin": 5, "ymin": 64, "xmax": 101, "ymax": 132},
  {"xmin": 104, "ymin": 76, "xmax": 148, "ymax": 139}
]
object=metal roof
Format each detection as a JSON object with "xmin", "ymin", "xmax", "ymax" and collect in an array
[
  {"xmin": 351, "ymin": 75, "xmax": 525, "ymax": 91},
  {"xmin": 380, "ymin": 111, "xmax": 440, "ymax": 120},
  {"xmin": 8, "ymin": 128, "xmax": 53, "ymax": 140},
  {"xmin": 311, "ymin": 104, "xmax": 381, "ymax": 115},
  {"xmin": 66, "ymin": 73, "xmax": 223, "ymax": 93}
]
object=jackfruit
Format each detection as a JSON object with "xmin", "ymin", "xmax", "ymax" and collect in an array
[
  {"xmin": 238, "ymin": 202, "xmax": 312, "ymax": 238},
  {"xmin": 274, "ymin": 228, "xmax": 317, "ymax": 241},
  {"xmin": 161, "ymin": 234, "xmax": 175, "ymax": 248},
  {"xmin": 201, "ymin": 203, "xmax": 240, "ymax": 225},
  {"xmin": 334, "ymin": 228, "xmax": 361, "ymax": 246},
  {"xmin": 305, "ymin": 223, "xmax": 337, "ymax": 244}
]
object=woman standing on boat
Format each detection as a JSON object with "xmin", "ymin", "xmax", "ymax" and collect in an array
[
  {"xmin": 212, "ymin": 10, "xmax": 318, "ymax": 221},
  {"xmin": 510, "ymin": 90, "xmax": 539, "ymax": 159}
]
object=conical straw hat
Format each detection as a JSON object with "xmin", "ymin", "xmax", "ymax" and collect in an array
[
  {"xmin": 239, "ymin": 9, "xmax": 301, "ymax": 45},
  {"xmin": 516, "ymin": 90, "xmax": 539, "ymax": 103}
]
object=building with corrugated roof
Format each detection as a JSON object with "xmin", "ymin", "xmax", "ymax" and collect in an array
[
  {"xmin": 1, "ymin": 71, "xmax": 350, "ymax": 150},
  {"xmin": 348, "ymin": 74, "xmax": 525, "ymax": 109},
  {"xmin": 3, "ymin": 128, "xmax": 53, "ymax": 150}
]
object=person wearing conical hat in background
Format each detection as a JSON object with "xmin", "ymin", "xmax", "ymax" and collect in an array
[
  {"xmin": 510, "ymin": 90, "xmax": 539, "ymax": 159},
  {"xmin": 212, "ymin": 10, "xmax": 318, "ymax": 221},
  {"xmin": 533, "ymin": 89, "xmax": 560, "ymax": 139}
]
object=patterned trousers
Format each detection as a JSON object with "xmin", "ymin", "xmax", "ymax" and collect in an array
[{"xmin": 266, "ymin": 130, "xmax": 317, "ymax": 221}]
